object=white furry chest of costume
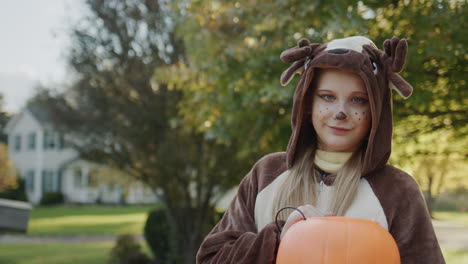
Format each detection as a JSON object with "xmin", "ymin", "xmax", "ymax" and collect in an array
[{"xmin": 254, "ymin": 170, "xmax": 388, "ymax": 231}]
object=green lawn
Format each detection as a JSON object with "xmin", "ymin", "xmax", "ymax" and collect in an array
[
  {"xmin": 0, "ymin": 242, "xmax": 153, "ymax": 264},
  {"xmin": 442, "ymin": 249, "xmax": 468, "ymax": 264},
  {"xmin": 0, "ymin": 206, "xmax": 466, "ymax": 263},
  {"xmin": 28, "ymin": 205, "xmax": 158, "ymax": 236},
  {"xmin": 0, "ymin": 205, "xmax": 157, "ymax": 264},
  {"xmin": 434, "ymin": 211, "xmax": 468, "ymax": 226},
  {"xmin": 0, "ymin": 242, "xmax": 113, "ymax": 264}
]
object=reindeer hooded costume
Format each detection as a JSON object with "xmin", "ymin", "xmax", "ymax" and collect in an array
[{"xmin": 197, "ymin": 36, "xmax": 444, "ymax": 264}]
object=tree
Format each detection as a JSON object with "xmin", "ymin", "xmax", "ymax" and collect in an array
[
  {"xmin": 36, "ymin": 0, "xmax": 247, "ymax": 263},
  {"xmin": 165, "ymin": 0, "xmax": 467, "ymax": 212},
  {"xmin": 168, "ymin": 0, "xmax": 466, "ymax": 150},
  {"xmin": 391, "ymin": 124, "xmax": 468, "ymax": 216},
  {"xmin": 0, "ymin": 93, "xmax": 15, "ymax": 191},
  {"xmin": 0, "ymin": 93, "xmax": 9, "ymax": 143},
  {"xmin": 0, "ymin": 143, "xmax": 17, "ymax": 191}
]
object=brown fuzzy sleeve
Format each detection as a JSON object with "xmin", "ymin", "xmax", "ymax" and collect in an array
[
  {"xmin": 196, "ymin": 153, "xmax": 287, "ymax": 264},
  {"xmin": 366, "ymin": 166, "xmax": 445, "ymax": 264}
]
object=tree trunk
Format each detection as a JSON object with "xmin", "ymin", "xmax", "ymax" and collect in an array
[{"xmin": 426, "ymin": 176, "xmax": 434, "ymax": 217}]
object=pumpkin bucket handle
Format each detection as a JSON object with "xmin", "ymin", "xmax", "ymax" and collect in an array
[{"xmin": 275, "ymin": 206, "xmax": 307, "ymax": 233}]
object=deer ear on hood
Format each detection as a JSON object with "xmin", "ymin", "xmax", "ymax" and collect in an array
[
  {"xmin": 383, "ymin": 36, "xmax": 413, "ymax": 99},
  {"xmin": 280, "ymin": 39, "xmax": 321, "ymax": 86}
]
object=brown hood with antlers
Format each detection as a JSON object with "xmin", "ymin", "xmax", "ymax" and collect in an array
[{"xmin": 280, "ymin": 36, "xmax": 412, "ymax": 176}]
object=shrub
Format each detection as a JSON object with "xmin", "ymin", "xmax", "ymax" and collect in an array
[
  {"xmin": 108, "ymin": 234, "xmax": 153, "ymax": 264},
  {"xmin": 144, "ymin": 207, "xmax": 225, "ymax": 264},
  {"xmin": 0, "ymin": 177, "xmax": 27, "ymax": 201},
  {"xmin": 144, "ymin": 208, "xmax": 171, "ymax": 264},
  {"xmin": 39, "ymin": 192, "xmax": 64, "ymax": 206},
  {"xmin": 434, "ymin": 188, "xmax": 468, "ymax": 212}
]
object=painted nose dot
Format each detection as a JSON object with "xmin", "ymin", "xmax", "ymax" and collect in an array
[{"xmin": 327, "ymin": 49, "xmax": 349, "ymax": 54}]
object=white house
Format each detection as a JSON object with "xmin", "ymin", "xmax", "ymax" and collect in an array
[{"xmin": 4, "ymin": 105, "xmax": 158, "ymax": 205}]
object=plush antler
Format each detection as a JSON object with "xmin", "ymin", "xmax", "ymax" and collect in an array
[
  {"xmin": 383, "ymin": 36, "xmax": 413, "ymax": 99},
  {"xmin": 384, "ymin": 36, "xmax": 408, "ymax": 72},
  {"xmin": 280, "ymin": 39, "xmax": 320, "ymax": 86}
]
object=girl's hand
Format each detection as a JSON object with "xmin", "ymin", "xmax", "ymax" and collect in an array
[{"xmin": 280, "ymin": 205, "xmax": 324, "ymax": 240}]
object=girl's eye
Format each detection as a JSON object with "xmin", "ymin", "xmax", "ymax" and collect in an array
[
  {"xmin": 320, "ymin": 95, "xmax": 335, "ymax": 101},
  {"xmin": 352, "ymin": 97, "xmax": 367, "ymax": 103}
]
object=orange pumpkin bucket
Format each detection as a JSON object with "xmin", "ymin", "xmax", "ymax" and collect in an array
[{"xmin": 276, "ymin": 217, "xmax": 400, "ymax": 264}]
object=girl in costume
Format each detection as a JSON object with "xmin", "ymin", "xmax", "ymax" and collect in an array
[{"xmin": 196, "ymin": 36, "xmax": 444, "ymax": 264}]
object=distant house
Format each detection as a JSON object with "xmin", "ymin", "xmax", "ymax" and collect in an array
[{"xmin": 4, "ymin": 105, "xmax": 157, "ymax": 205}]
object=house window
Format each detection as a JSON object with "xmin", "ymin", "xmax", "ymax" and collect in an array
[
  {"xmin": 43, "ymin": 131, "xmax": 56, "ymax": 150},
  {"xmin": 57, "ymin": 134, "xmax": 64, "ymax": 149},
  {"xmin": 73, "ymin": 168, "xmax": 83, "ymax": 188},
  {"xmin": 42, "ymin": 170, "xmax": 55, "ymax": 192},
  {"xmin": 26, "ymin": 170, "xmax": 35, "ymax": 193},
  {"xmin": 14, "ymin": 135, "xmax": 21, "ymax": 151},
  {"xmin": 87, "ymin": 169, "xmax": 99, "ymax": 187},
  {"xmin": 28, "ymin": 132, "xmax": 36, "ymax": 150}
]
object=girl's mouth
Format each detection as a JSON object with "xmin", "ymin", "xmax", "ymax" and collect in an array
[{"xmin": 329, "ymin": 126, "xmax": 351, "ymax": 134}]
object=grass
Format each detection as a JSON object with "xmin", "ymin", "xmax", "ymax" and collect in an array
[
  {"xmin": 0, "ymin": 205, "xmax": 157, "ymax": 264},
  {"xmin": 0, "ymin": 242, "xmax": 153, "ymax": 264},
  {"xmin": 442, "ymin": 249, "xmax": 468, "ymax": 264},
  {"xmin": 27, "ymin": 204, "xmax": 158, "ymax": 236},
  {"xmin": 1, "ymin": 206, "xmax": 466, "ymax": 263},
  {"xmin": 0, "ymin": 242, "xmax": 113, "ymax": 264},
  {"xmin": 434, "ymin": 211, "xmax": 468, "ymax": 226}
]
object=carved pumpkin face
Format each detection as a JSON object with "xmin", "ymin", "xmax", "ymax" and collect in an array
[{"xmin": 277, "ymin": 217, "xmax": 400, "ymax": 264}]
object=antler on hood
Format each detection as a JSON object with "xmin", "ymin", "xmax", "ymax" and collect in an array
[
  {"xmin": 280, "ymin": 39, "xmax": 321, "ymax": 86},
  {"xmin": 382, "ymin": 36, "xmax": 413, "ymax": 99}
]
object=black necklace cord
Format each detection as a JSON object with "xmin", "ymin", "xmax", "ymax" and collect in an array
[{"xmin": 275, "ymin": 206, "xmax": 307, "ymax": 234}]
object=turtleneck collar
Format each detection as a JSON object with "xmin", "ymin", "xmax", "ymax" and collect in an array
[{"xmin": 314, "ymin": 149, "xmax": 353, "ymax": 174}]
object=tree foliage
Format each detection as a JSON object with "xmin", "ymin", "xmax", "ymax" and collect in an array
[
  {"xmin": 165, "ymin": 0, "xmax": 467, "ymax": 195},
  {"xmin": 0, "ymin": 143, "xmax": 17, "ymax": 191},
  {"xmin": 36, "ymin": 1, "xmax": 246, "ymax": 263},
  {"xmin": 0, "ymin": 93, "xmax": 9, "ymax": 143}
]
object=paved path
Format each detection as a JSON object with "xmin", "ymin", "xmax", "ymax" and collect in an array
[
  {"xmin": 433, "ymin": 220, "xmax": 468, "ymax": 250},
  {"xmin": 1, "ymin": 221, "xmax": 467, "ymax": 250}
]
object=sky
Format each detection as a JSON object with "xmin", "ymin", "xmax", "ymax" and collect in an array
[{"xmin": 0, "ymin": 0, "xmax": 85, "ymax": 114}]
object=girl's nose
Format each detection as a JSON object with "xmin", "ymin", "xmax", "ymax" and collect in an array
[{"xmin": 335, "ymin": 111, "xmax": 347, "ymax": 120}]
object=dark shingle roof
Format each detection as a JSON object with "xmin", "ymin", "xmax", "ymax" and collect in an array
[{"xmin": 26, "ymin": 103, "xmax": 52, "ymax": 125}]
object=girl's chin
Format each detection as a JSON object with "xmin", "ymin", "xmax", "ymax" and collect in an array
[{"xmin": 319, "ymin": 141, "xmax": 358, "ymax": 152}]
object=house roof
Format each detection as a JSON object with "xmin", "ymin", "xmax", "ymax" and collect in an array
[
  {"xmin": 26, "ymin": 103, "xmax": 52, "ymax": 125},
  {"xmin": 4, "ymin": 104, "xmax": 52, "ymax": 134}
]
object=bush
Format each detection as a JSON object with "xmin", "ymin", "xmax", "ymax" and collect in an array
[
  {"xmin": 39, "ymin": 192, "xmax": 64, "ymax": 206},
  {"xmin": 108, "ymin": 234, "xmax": 153, "ymax": 264},
  {"xmin": 0, "ymin": 177, "xmax": 27, "ymax": 201},
  {"xmin": 144, "ymin": 208, "xmax": 171, "ymax": 264},
  {"xmin": 144, "ymin": 207, "xmax": 225, "ymax": 264},
  {"xmin": 434, "ymin": 188, "xmax": 468, "ymax": 212}
]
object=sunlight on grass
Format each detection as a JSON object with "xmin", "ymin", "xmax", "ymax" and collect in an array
[
  {"xmin": 28, "ymin": 205, "xmax": 158, "ymax": 236},
  {"xmin": 434, "ymin": 211, "xmax": 468, "ymax": 226},
  {"xmin": 442, "ymin": 249, "xmax": 468, "ymax": 264},
  {"xmin": 0, "ymin": 242, "xmax": 113, "ymax": 264},
  {"xmin": 30, "ymin": 214, "xmax": 147, "ymax": 235}
]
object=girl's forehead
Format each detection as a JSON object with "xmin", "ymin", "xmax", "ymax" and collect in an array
[{"xmin": 316, "ymin": 69, "xmax": 366, "ymax": 91}]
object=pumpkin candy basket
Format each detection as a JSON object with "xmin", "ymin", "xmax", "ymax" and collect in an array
[{"xmin": 276, "ymin": 216, "xmax": 400, "ymax": 264}]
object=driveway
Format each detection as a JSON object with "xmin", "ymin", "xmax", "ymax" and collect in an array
[{"xmin": 433, "ymin": 220, "xmax": 468, "ymax": 250}]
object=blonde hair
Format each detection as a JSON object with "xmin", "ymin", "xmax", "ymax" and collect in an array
[{"xmin": 272, "ymin": 146, "xmax": 364, "ymax": 220}]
